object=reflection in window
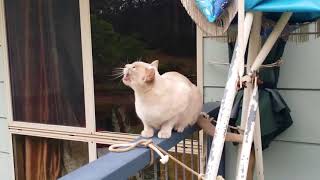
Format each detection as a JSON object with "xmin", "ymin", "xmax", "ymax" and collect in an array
[
  {"xmin": 5, "ymin": 0, "xmax": 86, "ymax": 127},
  {"xmin": 13, "ymin": 135, "xmax": 88, "ymax": 180},
  {"xmin": 90, "ymin": 0, "xmax": 197, "ymax": 133}
]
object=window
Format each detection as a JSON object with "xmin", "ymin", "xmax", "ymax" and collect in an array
[
  {"xmin": 1, "ymin": 1, "xmax": 95, "ymax": 179},
  {"xmin": 90, "ymin": 0, "xmax": 197, "ymax": 134},
  {"xmin": 0, "ymin": 0, "xmax": 201, "ymax": 179},
  {"xmin": 13, "ymin": 135, "xmax": 88, "ymax": 180},
  {"xmin": 5, "ymin": 0, "xmax": 85, "ymax": 127}
]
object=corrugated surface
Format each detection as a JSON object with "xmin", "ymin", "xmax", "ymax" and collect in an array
[
  {"xmin": 0, "ymin": 152, "xmax": 13, "ymax": 180},
  {"xmin": 0, "ymin": 50, "xmax": 4, "ymax": 82},
  {"xmin": 275, "ymin": 90, "xmax": 320, "ymax": 144},
  {"xmin": 278, "ymin": 37, "xmax": 320, "ymax": 89},
  {"xmin": 204, "ymin": 87, "xmax": 224, "ymax": 103},
  {"xmin": 203, "ymin": 38, "xmax": 229, "ymax": 87},
  {"xmin": 225, "ymin": 141, "xmax": 320, "ymax": 180},
  {"xmin": 203, "ymin": 32, "xmax": 320, "ymax": 180},
  {"xmin": 0, "ymin": 118, "xmax": 9, "ymax": 153}
]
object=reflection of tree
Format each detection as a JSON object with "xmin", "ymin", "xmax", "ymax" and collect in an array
[
  {"xmin": 90, "ymin": 0, "xmax": 196, "ymax": 57},
  {"xmin": 91, "ymin": 15, "xmax": 148, "ymax": 84},
  {"xmin": 90, "ymin": 0, "xmax": 197, "ymax": 134}
]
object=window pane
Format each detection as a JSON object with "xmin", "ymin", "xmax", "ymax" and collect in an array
[
  {"xmin": 5, "ymin": 0, "xmax": 86, "ymax": 127},
  {"xmin": 90, "ymin": 0, "xmax": 197, "ymax": 133},
  {"xmin": 97, "ymin": 143, "xmax": 109, "ymax": 158},
  {"xmin": 13, "ymin": 135, "xmax": 89, "ymax": 180}
]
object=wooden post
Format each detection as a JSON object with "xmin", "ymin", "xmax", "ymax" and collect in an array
[
  {"xmin": 238, "ymin": 0, "xmax": 245, "ymax": 80},
  {"xmin": 250, "ymin": 12, "xmax": 264, "ymax": 180},
  {"xmin": 204, "ymin": 12, "xmax": 254, "ymax": 180},
  {"xmin": 253, "ymin": 110, "xmax": 264, "ymax": 180},
  {"xmin": 251, "ymin": 12, "xmax": 293, "ymax": 72},
  {"xmin": 236, "ymin": 79, "xmax": 259, "ymax": 180},
  {"xmin": 236, "ymin": 12, "xmax": 264, "ymax": 180},
  {"xmin": 196, "ymin": 26, "xmax": 206, "ymax": 174},
  {"xmin": 236, "ymin": 12, "xmax": 292, "ymax": 180}
]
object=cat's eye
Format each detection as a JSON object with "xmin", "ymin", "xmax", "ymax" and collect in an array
[{"xmin": 132, "ymin": 66, "xmax": 136, "ymax": 70}]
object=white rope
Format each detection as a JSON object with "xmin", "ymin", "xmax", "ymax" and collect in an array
[
  {"xmin": 109, "ymin": 139, "xmax": 226, "ymax": 179},
  {"xmin": 208, "ymin": 59, "xmax": 284, "ymax": 68}
]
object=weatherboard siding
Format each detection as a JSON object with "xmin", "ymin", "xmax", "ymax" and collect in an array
[
  {"xmin": 0, "ymin": 24, "xmax": 11, "ymax": 179},
  {"xmin": 203, "ymin": 35, "xmax": 320, "ymax": 180}
]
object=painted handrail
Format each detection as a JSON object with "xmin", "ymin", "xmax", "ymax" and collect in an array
[{"xmin": 59, "ymin": 102, "xmax": 220, "ymax": 180}]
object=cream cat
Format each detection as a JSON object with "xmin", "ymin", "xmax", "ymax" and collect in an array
[{"xmin": 122, "ymin": 60, "xmax": 242, "ymax": 140}]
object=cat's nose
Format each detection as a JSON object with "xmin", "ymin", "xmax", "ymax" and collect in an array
[{"xmin": 123, "ymin": 68, "xmax": 129, "ymax": 74}]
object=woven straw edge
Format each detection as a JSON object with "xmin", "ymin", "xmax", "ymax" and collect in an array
[{"xmin": 180, "ymin": 0, "xmax": 238, "ymax": 36}]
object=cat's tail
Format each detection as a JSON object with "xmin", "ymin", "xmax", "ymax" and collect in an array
[{"xmin": 196, "ymin": 113, "xmax": 243, "ymax": 143}]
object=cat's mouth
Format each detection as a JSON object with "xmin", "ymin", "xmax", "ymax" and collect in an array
[{"xmin": 122, "ymin": 73, "xmax": 131, "ymax": 83}]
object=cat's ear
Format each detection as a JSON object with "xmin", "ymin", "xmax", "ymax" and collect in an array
[
  {"xmin": 144, "ymin": 67, "xmax": 155, "ymax": 83},
  {"xmin": 150, "ymin": 60, "xmax": 159, "ymax": 69}
]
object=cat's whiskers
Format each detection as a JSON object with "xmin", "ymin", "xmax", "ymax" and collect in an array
[
  {"xmin": 113, "ymin": 67, "xmax": 125, "ymax": 70},
  {"xmin": 111, "ymin": 71, "xmax": 124, "ymax": 75},
  {"xmin": 109, "ymin": 68, "xmax": 125, "ymax": 80},
  {"xmin": 110, "ymin": 73, "xmax": 124, "ymax": 80}
]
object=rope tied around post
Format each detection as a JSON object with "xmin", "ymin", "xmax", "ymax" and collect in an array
[
  {"xmin": 109, "ymin": 139, "xmax": 169, "ymax": 165},
  {"xmin": 109, "ymin": 138, "xmax": 225, "ymax": 179}
]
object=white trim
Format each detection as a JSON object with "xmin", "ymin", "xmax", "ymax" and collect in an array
[
  {"xmin": 196, "ymin": 26, "xmax": 206, "ymax": 174},
  {"xmin": 197, "ymin": 27, "xmax": 204, "ymax": 95},
  {"xmin": 9, "ymin": 121, "xmax": 90, "ymax": 133},
  {"xmin": 89, "ymin": 142, "xmax": 97, "ymax": 162},
  {"xmin": 79, "ymin": 0, "xmax": 96, "ymax": 132},
  {"xmin": 9, "ymin": 127, "xmax": 137, "ymax": 145}
]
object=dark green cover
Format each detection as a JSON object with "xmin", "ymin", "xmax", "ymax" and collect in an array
[{"xmin": 229, "ymin": 39, "xmax": 293, "ymax": 149}]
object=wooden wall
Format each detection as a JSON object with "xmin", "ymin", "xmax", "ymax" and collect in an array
[
  {"xmin": 203, "ymin": 34, "xmax": 320, "ymax": 179},
  {"xmin": 0, "ymin": 43, "xmax": 13, "ymax": 180}
]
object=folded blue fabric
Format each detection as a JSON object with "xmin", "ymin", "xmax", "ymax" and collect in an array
[
  {"xmin": 195, "ymin": 0, "xmax": 229, "ymax": 22},
  {"xmin": 195, "ymin": 0, "xmax": 320, "ymax": 23},
  {"xmin": 246, "ymin": 0, "xmax": 320, "ymax": 23}
]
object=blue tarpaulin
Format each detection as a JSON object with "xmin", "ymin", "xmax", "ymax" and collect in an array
[
  {"xmin": 196, "ymin": 0, "xmax": 320, "ymax": 23},
  {"xmin": 247, "ymin": 0, "xmax": 320, "ymax": 23},
  {"xmin": 246, "ymin": 0, "xmax": 320, "ymax": 12}
]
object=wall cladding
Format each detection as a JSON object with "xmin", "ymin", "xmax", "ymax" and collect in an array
[{"xmin": 203, "ymin": 34, "xmax": 320, "ymax": 180}]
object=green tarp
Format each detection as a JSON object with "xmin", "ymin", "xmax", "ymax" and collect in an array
[{"xmin": 229, "ymin": 39, "xmax": 293, "ymax": 149}]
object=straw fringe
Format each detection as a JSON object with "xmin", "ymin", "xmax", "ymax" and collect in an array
[
  {"xmin": 288, "ymin": 23, "xmax": 309, "ymax": 42},
  {"xmin": 316, "ymin": 19, "xmax": 320, "ymax": 38},
  {"xmin": 208, "ymin": 20, "xmax": 320, "ymax": 43},
  {"xmin": 180, "ymin": 0, "xmax": 237, "ymax": 36},
  {"xmin": 181, "ymin": 0, "xmax": 320, "ymax": 43}
]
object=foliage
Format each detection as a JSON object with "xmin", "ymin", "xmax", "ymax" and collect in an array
[
  {"xmin": 91, "ymin": 15, "xmax": 148, "ymax": 72},
  {"xmin": 90, "ymin": 0, "xmax": 196, "ymax": 57}
]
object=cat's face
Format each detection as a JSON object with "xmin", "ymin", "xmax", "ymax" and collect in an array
[{"xmin": 122, "ymin": 60, "xmax": 159, "ymax": 90}]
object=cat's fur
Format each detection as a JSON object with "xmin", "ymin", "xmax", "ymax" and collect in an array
[{"xmin": 122, "ymin": 60, "xmax": 202, "ymax": 138}]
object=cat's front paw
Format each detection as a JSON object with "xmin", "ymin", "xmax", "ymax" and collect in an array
[
  {"xmin": 141, "ymin": 129, "xmax": 154, "ymax": 138},
  {"xmin": 158, "ymin": 130, "xmax": 172, "ymax": 139}
]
